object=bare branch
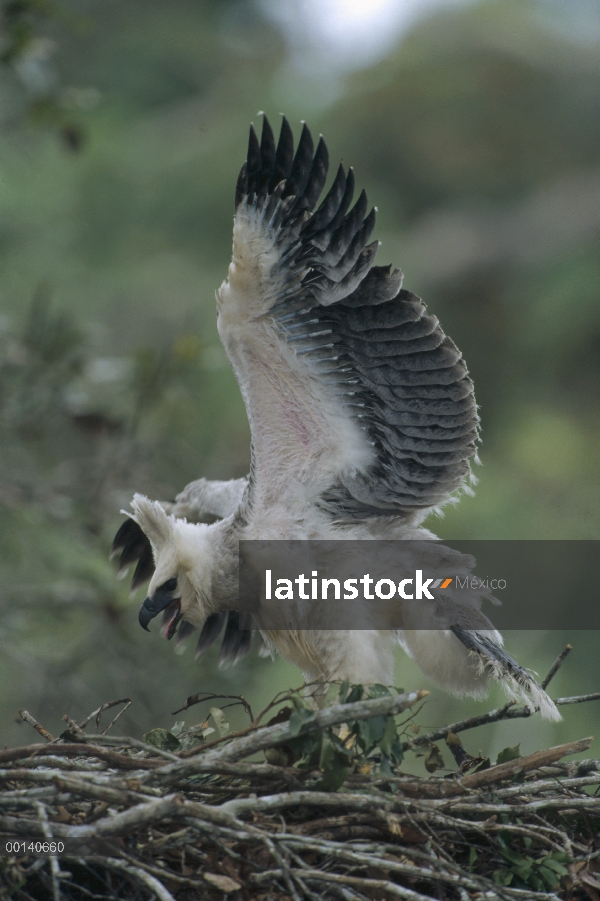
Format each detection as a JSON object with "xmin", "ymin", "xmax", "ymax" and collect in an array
[
  {"xmin": 79, "ymin": 698, "xmax": 132, "ymax": 731},
  {"xmin": 541, "ymin": 643, "xmax": 573, "ymax": 689},
  {"xmin": 171, "ymin": 692, "xmax": 253, "ymax": 721},
  {"xmin": 18, "ymin": 710, "xmax": 54, "ymax": 742}
]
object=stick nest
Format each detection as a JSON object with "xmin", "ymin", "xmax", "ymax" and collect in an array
[{"xmin": 1, "ymin": 651, "xmax": 599, "ymax": 901}]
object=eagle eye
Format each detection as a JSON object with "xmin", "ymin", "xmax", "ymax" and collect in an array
[{"xmin": 161, "ymin": 577, "xmax": 178, "ymax": 593}]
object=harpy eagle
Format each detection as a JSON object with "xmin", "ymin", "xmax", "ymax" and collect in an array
[{"xmin": 112, "ymin": 116, "xmax": 559, "ymax": 719}]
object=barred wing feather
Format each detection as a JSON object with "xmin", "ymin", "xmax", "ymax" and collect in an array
[{"xmin": 218, "ymin": 116, "xmax": 479, "ymax": 522}]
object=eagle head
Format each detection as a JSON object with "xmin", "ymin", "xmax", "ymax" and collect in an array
[{"xmin": 127, "ymin": 494, "xmax": 217, "ymax": 638}]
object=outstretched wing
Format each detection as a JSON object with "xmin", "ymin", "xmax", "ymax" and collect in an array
[
  {"xmin": 111, "ymin": 477, "xmax": 248, "ymax": 589},
  {"xmin": 111, "ymin": 477, "xmax": 254, "ymax": 666},
  {"xmin": 218, "ymin": 117, "xmax": 479, "ymax": 524}
]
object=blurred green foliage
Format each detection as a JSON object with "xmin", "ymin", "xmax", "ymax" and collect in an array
[{"xmin": 0, "ymin": 0, "xmax": 598, "ymax": 761}]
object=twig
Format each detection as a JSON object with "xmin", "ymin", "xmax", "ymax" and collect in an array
[
  {"xmin": 0, "ymin": 743, "xmax": 160, "ymax": 769},
  {"xmin": 252, "ymin": 867, "xmax": 442, "ymax": 900},
  {"xmin": 403, "ymin": 690, "xmax": 600, "ymax": 751},
  {"xmin": 171, "ymin": 692, "xmax": 253, "ymax": 721},
  {"xmin": 402, "ymin": 701, "xmax": 521, "ymax": 750},
  {"xmin": 542, "ymin": 643, "xmax": 573, "ymax": 689},
  {"xmin": 495, "ymin": 772, "xmax": 600, "ymax": 798},
  {"xmin": 175, "ymin": 682, "xmax": 320, "ymax": 758},
  {"xmin": 61, "ymin": 715, "xmax": 89, "ymax": 742},
  {"xmin": 76, "ymin": 856, "xmax": 176, "ymax": 901},
  {"xmin": 219, "ymin": 789, "xmax": 395, "ymax": 819},
  {"xmin": 117, "ymin": 850, "xmax": 207, "ymax": 888},
  {"xmin": 92, "ymin": 734, "xmax": 181, "ymax": 762},
  {"xmin": 78, "ymin": 698, "xmax": 131, "ymax": 732},
  {"xmin": 18, "ymin": 710, "xmax": 54, "ymax": 742},
  {"xmin": 33, "ymin": 801, "xmax": 61, "ymax": 901},
  {"xmin": 459, "ymin": 736, "xmax": 594, "ymax": 790},
  {"xmin": 101, "ymin": 700, "xmax": 132, "ymax": 735},
  {"xmin": 272, "ymin": 833, "xmax": 483, "ymax": 888},
  {"xmin": 554, "ymin": 692, "xmax": 600, "ymax": 705}
]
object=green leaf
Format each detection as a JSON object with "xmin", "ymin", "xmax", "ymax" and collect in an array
[
  {"xmin": 537, "ymin": 865, "xmax": 560, "ymax": 889},
  {"xmin": 314, "ymin": 733, "xmax": 332, "ymax": 768},
  {"xmin": 529, "ymin": 872, "xmax": 546, "ymax": 892},
  {"xmin": 290, "ymin": 694, "xmax": 311, "ymax": 712},
  {"xmin": 210, "ymin": 707, "xmax": 230, "ymax": 737},
  {"xmin": 469, "ymin": 847, "xmax": 478, "ymax": 868},
  {"xmin": 338, "ymin": 679, "xmax": 350, "ymax": 704},
  {"xmin": 170, "ymin": 720, "xmax": 186, "ymax": 737},
  {"xmin": 356, "ymin": 715, "xmax": 386, "ymax": 753},
  {"xmin": 300, "ymin": 731, "xmax": 322, "ymax": 768},
  {"xmin": 314, "ymin": 762, "xmax": 348, "ymax": 792},
  {"xmin": 174, "ymin": 721, "xmax": 214, "ymax": 751},
  {"xmin": 493, "ymin": 868, "xmax": 513, "ymax": 886},
  {"xmin": 315, "ymin": 733, "xmax": 350, "ymax": 791},
  {"xmin": 378, "ymin": 716, "xmax": 398, "ymax": 758},
  {"xmin": 367, "ymin": 684, "xmax": 391, "ymax": 698},
  {"xmin": 345, "ymin": 684, "xmax": 364, "ymax": 704},
  {"xmin": 141, "ymin": 728, "xmax": 181, "ymax": 751},
  {"xmin": 389, "ymin": 734, "xmax": 404, "ymax": 764},
  {"xmin": 501, "ymin": 847, "xmax": 532, "ymax": 870},
  {"xmin": 424, "ymin": 743, "xmax": 444, "ymax": 773},
  {"xmin": 499, "ymin": 847, "xmax": 536, "ymax": 884},
  {"xmin": 496, "ymin": 744, "xmax": 521, "ymax": 765},
  {"xmin": 540, "ymin": 857, "xmax": 569, "ymax": 876},
  {"xmin": 288, "ymin": 706, "xmax": 316, "ymax": 737},
  {"xmin": 378, "ymin": 756, "xmax": 394, "ymax": 777}
]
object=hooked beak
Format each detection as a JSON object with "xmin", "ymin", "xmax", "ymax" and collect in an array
[{"xmin": 139, "ymin": 589, "xmax": 179, "ymax": 632}]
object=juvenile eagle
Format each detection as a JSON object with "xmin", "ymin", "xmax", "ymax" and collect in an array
[{"xmin": 113, "ymin": 117, "xmax": 559, "ymax": 719}]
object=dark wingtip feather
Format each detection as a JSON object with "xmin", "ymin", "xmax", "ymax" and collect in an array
[
  {"xmin": 271, "ymin": 115, "xmax": 294, "ymax": 190},
  {"xmin": 284, "ymin": 122, "xmax": 314, "ymax": 199},
  {"xmin": 117, "ymin": 537, "xmax": 148, "ymax": 574},
  {"xmin": 303, "ymin": 136, "xmax": 329, "ymax": 211},
  {"xmin": 195, "ymin": 612, "xmax": 227, "ymax": 657},
  {"xmin": 314, "ymin": 165, "xmax": 355, "ymax": 240},
  {"xmin": 111, "ymin": 517, "xmax": 141, "ymax": 559},
  {"xmin": 303, "ymin": 163, "xmax": 346, "ymax": 236},
  {"xmin": 218, "ymin": 612, "xmax": 253, "ymax": 668},
  {"xmin": 175, "ymin": 620, "xmax": 196, "ymax": 650},
  {"xmin": 257, "ymin": 115, "xmax": 276, "ymax": 193},
  {"xmin": 130, "ymin": 541, "xmax": 154, "ymax": 591},
  {"xmin": 235, "ymin": 161, "xmax": 248, "ymax": 208},
  {"xmin": 246, "ymin": 124, "xmax": 261, "ymax": 196},
  {"xmin": 112, "ymin": 519, "xmax": 154, "ymax": 588},
  {"xmin": 236, "ymin": 118, "xmax": 329, "ymax": 216},
  {"xmin": 362, "ymin": 206, "xmax": 377, "ymax": 242}
]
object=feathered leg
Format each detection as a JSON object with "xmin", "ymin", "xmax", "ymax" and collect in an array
[
  {"xmin": 397, "ymin": 628, "xmax": 560, "ymax": 721},
  {"xmin": 451, "ymin": 626, "xmax": 560, "ymax": 721}
]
